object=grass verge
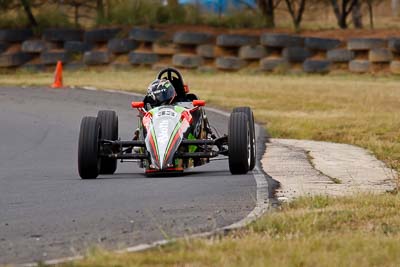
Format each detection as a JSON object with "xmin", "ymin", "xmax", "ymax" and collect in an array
[
  {"xmin": 1, "ymin": 69, "xmax": 400, "ymax": 266},
  {"xmin": 63, "ymin": 194, "xmax": 400, "ymax": 267}
]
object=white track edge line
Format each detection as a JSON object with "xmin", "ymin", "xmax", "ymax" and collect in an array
[{"xmin": 21, "ymin": 86, "xmax": 270, "ymax": 267}]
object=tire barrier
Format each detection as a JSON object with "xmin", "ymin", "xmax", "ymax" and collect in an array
[
  {"xmin": 0, "ymin": 42, "xmax": 8, "ymax": 53},
  {"xmin": 0, "ymin": 29, "xmax": 33, "ymax": 42},
  {"xmin": 107, "ymin": 38, "xmax": 137, "ymax": 54},
  {"xmin": 216, "ymin": 56, "xmax": 246, "ymax": 70},
  {"xmin": 152, "ymin": 42, "xmax": 177, "ymax": 55},
  {"xmin": 0, "ymin": 27, "xmax": 400, "ymax": 74},
  {"xmin": 282, "ymin": 47, "xmax": 312, "ymax": 62},
  {"xmin": 21, "ymin": 63, "xmax": 46, "ymax": 71},
  {"xmin": 22, "ymin": 40, "xmax": 55, "ymax": 53},
  {"xmin": 305, "ymin": 37, "xmax": 341, "ymax": 51},
  {"xmin": 349, "ymin": 60, "xmax": 370, "ymax": 73},
  {"xmin": 217, "ymin": 34, "xmax": 259, "ymax": 47},
  {"xmin": 43, "ymin": 29, "xmax": 82, "ymax": 42},
  {"xmin": 64, "ymin": 41, "xmax": 92, "ymax": 53},
  {"xmin": 239, "ymin": 45, "xmax": 266, "ymax": 60},
  {"xmin": 41, "ymin": 51, "xmax": 70, "ymax": 65},
  {"xmin": 173, "ymin": 32, "xmax": 213, "ymax": 45},
  {"xmin": 196, "ymin": 44, "xmax": 215, "ymax": 58},
  {"xmin": 388, "ymin": 38, "xmax": 400, "ymax": 53},
  {"xmin": 327, "ymin": 49, "xmax": 355, "ymax": 62},
  {"xmin": 84, "ymin": 28, "xmax": 121, "ymax": 43},
  {"xmin": 347, "ymin": 38, "xmax": 386, "ymax": 51},
  {"xmin": 259, "ymin": 57, "xmax": 288, "ymax": 71},
  {"xmin": 0, "ymin": 52, "xmax": 34, "ymax": 67},
  {"xmin": 303, "ymin": 59, "xmax": 331, "ymax": 73},
  {"xmin": 261, "ymin": 33, "xmax": 303, "ymax": 47},
  {"xmin": 172, "ymin": 54, "xmax": 204, "ymax": 68},
  {"xmin": 64, "ymin": 62, "xmax": 86, "ymax": 71},
  {"xmin": 129, "ymin": 28, "xmax": 165, "ymax": 42},
  {"xmin": 390, "ymin": 61, "xmax": 400, "ymax": 74},
  {"xmin": 83, "ymin": 51, "xmax": 110, "ymax": 65},
  {"xmin": 369, "ymin": 48, "xmax": 393, "ymax": 63},
  {"xmin": 129, "ymin": 52, "xmax": 159, "ymax": 65}
]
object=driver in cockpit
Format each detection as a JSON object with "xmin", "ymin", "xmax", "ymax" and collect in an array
[{"xmin": 143, "ymin": 78, "xmax": 177, "ymax": 109}]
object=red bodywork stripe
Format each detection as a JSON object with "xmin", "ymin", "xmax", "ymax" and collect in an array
[
  {"xmin": 149, "ymin": 133, "xmax": 159, "ymax": 164},
  {"xmin": 164, "ymin": 129, "xmax": 181, "ymax": 164},
  {"xmin": 145, "ymin": 167, "xmax": 183, "ymax": 173}
]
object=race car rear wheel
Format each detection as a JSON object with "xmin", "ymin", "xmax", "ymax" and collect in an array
[
  {"xmin": 233, "ymin": 107, "xmax": 256, "ymax": 170},
  {"xmin": 97, "ymin": 110, "xmax": 118, "ymax": 174},
  {"xmin": 228, "ymin": 112, "xmax": 250, "ymax": 174},
  {"xmin": 78, "ymin": 116, "xmax": 101, "ymax": 179}
]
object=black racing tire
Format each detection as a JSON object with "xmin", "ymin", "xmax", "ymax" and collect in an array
[
  {"xmin": 260, "ymin": 33, "xmax": 304, "ymax": 48},
  {"xmin": 173, "ymin": 32, "xmax": 213, "ymax": 45},
  {"xmin": 129, "ymin": 27, "xmax": 165, "ymax": 42},
  {"xmin": 304, "ymin": 37, "xmax": 341, "ymax": 51},
  {"xmin": 216, "ymin": 34, "xmax": 259, "ymax": 47},
  {"xmin": 233, "ymin": 107, "xmax": 256, "ymax": 170},
  {"xmin": 228, "ymin": 112, "xmax": 251, "ymax": 175},
  {"xmin": 41, "ymin": 51, "xmax": 70, "ymax": 65},
  {"xmin": 107, "ymin": 38, "xmax": 137, "ymax": 54},
  {"xmin": 327, "ymin": 49, "xmax": 354, "ymax": 63},
  {"xmin": 390, "ymin": 61, "xmax": 400, "ymax": 74},
  {"xmin": 172, "ymin": 54, "xmax": 204, "ymax": 68},
  {"xmin": 303, "ymin": 59, "xmax": 331, "ymax": 74},
  {"xmin": 282, "ymin": 47, "xmax": 312, "ymax": 63},
  {"xmin": 83, "ymin": 51, "xmax": 110, "ymax": 65},
  {"xmin": 43, "ymin": 29, "xmax": 83, "ymax": 42},
  {"xmin": 129, "ymin": 52, "xmax": 159, "ymax": 65},
  {"xmin": 349, "ymin": 60, "xmax": 370, "ymax": 73},
  {"xmin": 97, "ymin": 110, "xmax": 118, "ymax": 174},
  {"xmin": 78, "ymin": 116, "xmax": 101, "ymax": 179},
  {"xmin": 347, "ymin": 38, "xmax": 386, "ymax": 51},
  {"xmin": 238, "ymin": 45, "xmax": 266, "ymax": 60},
  {"xmin": 0, "ymin": 52, "xmax": 34, "ymax": 67},
  {"xmin": 388, "ymin": 38, "xmax": 400, "ymax": 53},
  {"xmin": 84, "ymin": 28, "xmax": 121, "ymax": 43},
  {"xmin": 216, "ymin": 56, "xmax": 246, "ymax": 70},
  {"xmin": 21, "ymin": 40, "xmax": 55, "ymax": 53},
  {"xmin": 368, "ymin": 48, "xmax": 393, "ymax": 63}
]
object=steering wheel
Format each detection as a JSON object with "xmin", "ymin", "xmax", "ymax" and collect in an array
[{"xmin": 157, "ymin": 67, "xmax": 184, "ymax": 82}]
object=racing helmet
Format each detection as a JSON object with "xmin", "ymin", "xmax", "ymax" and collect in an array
[{"xmin": 147, "ymin": 78, "xmax": 177, "ymax": 105}]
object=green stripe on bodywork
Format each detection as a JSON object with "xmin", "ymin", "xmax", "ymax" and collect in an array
[
  {"xmin": 188, "ymin": 133, "xmax": 197, "ymax": 153},
  {"xmin": 150, "ymin": 127, "xmax": 158, "ymax": 153},
  {"xmin": 163, "ymin": 121, "xmax": 182, "ymax": 162}
]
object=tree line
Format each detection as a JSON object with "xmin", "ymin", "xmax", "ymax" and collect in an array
[
  {"xmin": 256, "ymin": 0, "xmax": 384, "ymax": 30},
  {"xmin": 0, "ymin": 0, "xmax": 393, "ymax": 30}
]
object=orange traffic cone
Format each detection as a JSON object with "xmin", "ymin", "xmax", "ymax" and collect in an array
[{"xmin": 51, "ymin": 61, "xmax": 63, "ymax": 88}]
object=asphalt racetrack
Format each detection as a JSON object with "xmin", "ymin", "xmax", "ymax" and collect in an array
[{"xmin": 0, "ymin": 86, "xmax": 267, "ymax": 264}]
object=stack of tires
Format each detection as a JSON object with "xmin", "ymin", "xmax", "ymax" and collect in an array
[
  {"xmin": 228, "ymin": 107, "xmax": 256, "ymax": 175},
  {"xmin": 78, "ymin": 110, "xmax": 118, "ymax": 179}
]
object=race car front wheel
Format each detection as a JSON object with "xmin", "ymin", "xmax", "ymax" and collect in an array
[
  {"xmin": 233, "ymin": 107, "xmax": 256, "ymax": 170},
  {"xmin": 78, "ymin": 116, "xmax": 101, "ymax": 179},
  {"xmin": 228, "ymin": 112, "xmax": 250, "ymax": 175},
  {"xmin": 97, "ymin": 110, "xmax": 118, "ymax": 174}
]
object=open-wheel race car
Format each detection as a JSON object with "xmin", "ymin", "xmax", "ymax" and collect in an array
[{"xmin": 78, "ymin": 68, "xmax": 256, "ymax": 179}]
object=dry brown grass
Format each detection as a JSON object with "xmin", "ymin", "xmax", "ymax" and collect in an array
[{"xmin": 63, "ymin": 194, "xmax": 400, "ymax": 267}]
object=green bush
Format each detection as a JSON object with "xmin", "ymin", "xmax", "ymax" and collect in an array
[
  {"xmin": 0, "ymin": 12, "xmax": 29, "ymax": 28},
  {"xmin": 99, "ymin": 0, "xmax": 162, "ymax": 25},
  {"xmin": 205, "ymin": 10, "xmax": 266, "ymax": 28},
  {"xmin": 35, "ymin": 7, "xmax": 73, "ymax": 29}
]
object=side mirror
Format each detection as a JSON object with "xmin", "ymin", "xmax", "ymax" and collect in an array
[
  {"xmin": 131, "ymin": 101, "xmax": 144, "ymax": 109},
  {"xmin": 193, "ymin": 100, "xmax": 206, "ymax": 107}
]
